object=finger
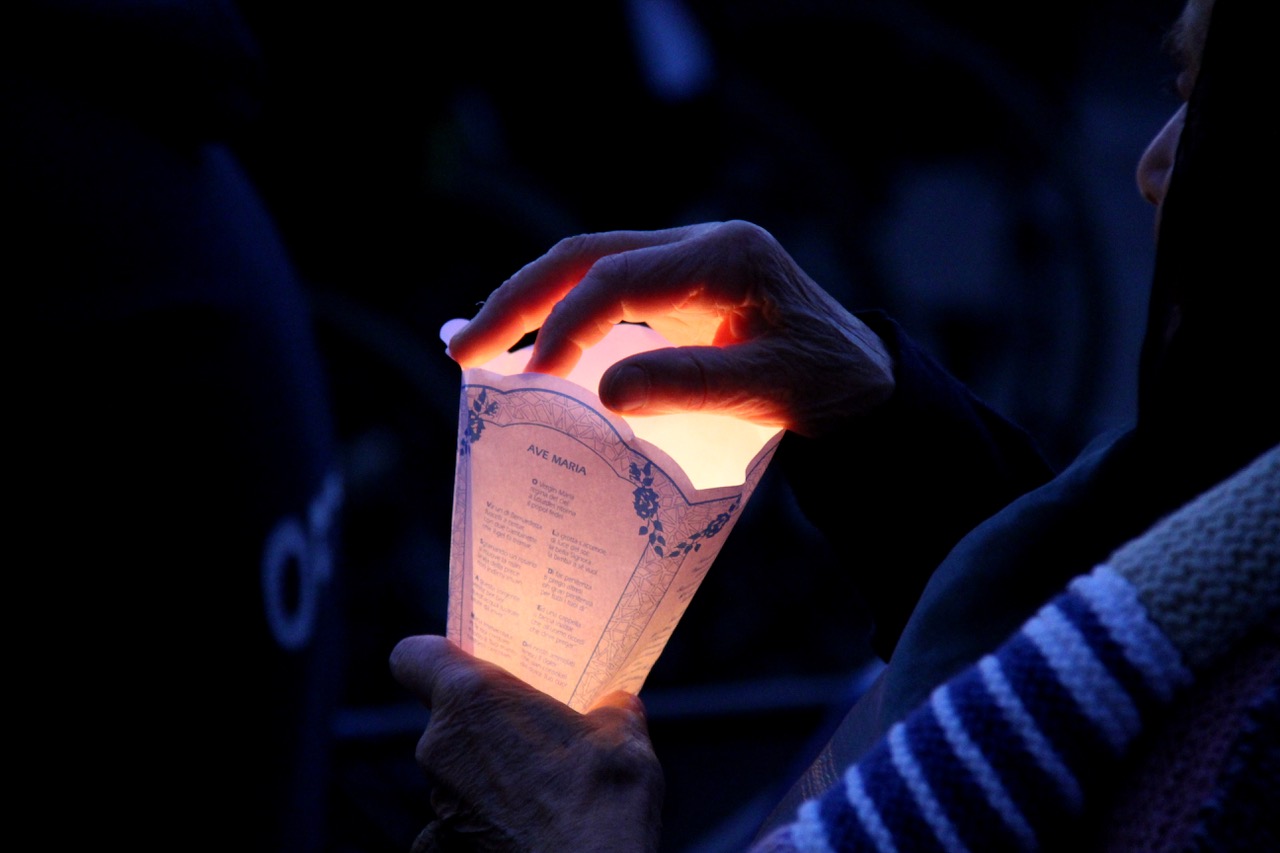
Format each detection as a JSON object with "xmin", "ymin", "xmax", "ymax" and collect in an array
[
  {"xmin": 449, "ymin": 227, "xmax": 704, "ymax": 369},
  {"xmin": 599, "ymin": 341, "xmax": 795, "ymax": 427},
  {"xmin": 392, "ymin": 635, "xmax": 543, "ymax": 717},
  {"xmin": 586, "ymin": 691, "xmax": 653, "ymax": 745},
  {"xmin": 526, "ymin": 226, "xmax": 742, "ymax": 376},
  {"xmin": 447, "ymin": 262, "xmax": 585, "ymax": 370},
  {"xmin": 588, "ymin": 689, "xmax": 648, "ymax": 720},
  {"xmin": 410, "ymin": 821, "xmax": 445, "ymax": 853},
  {"xmin": 389, "ymin": 635, "xmax": 467, "ymax": 707},
  {"xmin": 428, "ymin": 785, "xmax": 463, "ymax": 820}
]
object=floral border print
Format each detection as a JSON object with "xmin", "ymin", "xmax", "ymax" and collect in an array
[
  {"xmin": 630, "ymin": 459, "xmax": 739, "ymax": 559},
  {"xmin": 461, "ymin": 388, "xmax": 499, "ymax": 454}
]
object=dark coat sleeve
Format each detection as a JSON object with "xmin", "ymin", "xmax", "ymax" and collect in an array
[{"xmin": 779, "ymin": 310, "xmax": 1056, "ymax": 659}]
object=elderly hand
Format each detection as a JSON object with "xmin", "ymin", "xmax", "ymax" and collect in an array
[
  {"xmin": 447, "ymin": 220, "xmax": 894, "ymax": 437},
  {"xmin": 390, "ymin": 635, "xmax": 664, "ymax": 853}
]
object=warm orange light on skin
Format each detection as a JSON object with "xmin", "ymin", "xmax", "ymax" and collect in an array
[
  {"xmin": 446, "ymin": 320, "xmax": 782, "ymax": 490},
  {"xmin": 445, "ymin": 320, "xmax": 782, "ymax": 709}
]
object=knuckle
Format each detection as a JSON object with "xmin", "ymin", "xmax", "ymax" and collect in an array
[
  {"xmin": 443, "ymin": 661, "xmax": 489, "ymax": 704},
  {"xmin": 548, "ymin": 232, "xmax": 597, "ymax": 264},
  {"xmin": 715, "ymin": 219, "xmax": 769, "ymax": 251},
  {"xmin": 415, "ymin": 726, "xmax": 441, "ymax": 767},
  {"xmin": 678, "ymin": 349, "xmax": 712, "ymax": 410},
  {"xmin": 424, "ymin": 654, "xmax": 491, "ymax": 711},
  {"xmin": 590, "ymin": 250, "xmax": 631, "ymax": 285},
  {"xmin": 584, "ymin": 708, "xmax": 660, "ymax": 786},
  {"xmin": 416, "ymin": 712, "xmax": 474, "ymax": 776},
  {"xmin": 592, "ymin": 736, "xmax": 661, "ymax": 788}
]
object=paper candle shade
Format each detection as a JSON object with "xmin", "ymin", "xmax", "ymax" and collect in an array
[{"xmin": 446, "ymin": 320, "xmax": 783, "ymax": 711}]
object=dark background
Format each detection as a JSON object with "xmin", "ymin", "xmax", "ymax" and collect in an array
[{"xmin": 141, "ymin": 0, "xmax": 1189, "ymax": 849}]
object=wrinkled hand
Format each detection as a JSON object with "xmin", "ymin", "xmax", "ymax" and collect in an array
[
  {"xmin": 448, "ymin": 220, "xmax": 894, "ymax": 437},
  {"xmin": 390, "ymin": 636, "xmax": 664, "ymax": 853}
]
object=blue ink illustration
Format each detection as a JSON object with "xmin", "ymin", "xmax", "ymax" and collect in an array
[
  {"xmin": 668, "ymin": 501, "xmax": 739, "ymax": 558},
  {"xmin": 630, "ymin": 457, "xmax": 741, "ymax": 560},
  {"xmin": 629, "ymin": 461, "xmax": 666, "ymax": 556},
  {"xmin": 461, "ymin": 388, "xmax": 499, "ymax": 453}
]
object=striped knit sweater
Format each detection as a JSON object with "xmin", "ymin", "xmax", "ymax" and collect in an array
[{"xmin": 754, "ymin": 443, "xmax": 1279, "ymax": 853}]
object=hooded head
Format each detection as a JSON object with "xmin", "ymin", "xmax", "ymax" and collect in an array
[{"xmin": 1137, "ymin": 0, "xmax": 1279, "ymax": 481}]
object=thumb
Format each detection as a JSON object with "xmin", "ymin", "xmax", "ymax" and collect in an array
[
  {"xmin": 389, "ymin": 635, "xmax": 466, "ymax": 706},
  {"xmin": 599, "ymin": 343, "xmax": 792, "ymax": 427}
]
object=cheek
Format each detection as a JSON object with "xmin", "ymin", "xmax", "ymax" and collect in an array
[{"xmin": 1137, "ymin": 106, "xmax": 1187, "ymax": 206}]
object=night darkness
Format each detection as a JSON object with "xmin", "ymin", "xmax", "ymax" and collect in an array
[{"xmin": 15, "ymin": 1, "xmax": 1190, "ymax": 849}]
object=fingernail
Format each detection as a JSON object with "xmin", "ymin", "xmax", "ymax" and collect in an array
[
  {"xmin": 439, "ymin": 318, "xmax": 469, "ymax": 346},
  {"xmin": 605, "ymin": 365, "xmax": 649, "ymax": 412}
]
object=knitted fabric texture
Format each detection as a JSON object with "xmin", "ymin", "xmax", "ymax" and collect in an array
[
  {"xmin": 1190, "ymin": 675, "xmax": 1280, "ymax": 850},
  {"xmin": 1107, "ymin": 445, "xmax": 1280, "ymax": 670},
  {"xmin": 754, "ymin": 444, "xmax": 1279, "ymax": 853},
  {"xmin": 1096, "ymin": 637, "xmax": 1279, "ymax": 851}
]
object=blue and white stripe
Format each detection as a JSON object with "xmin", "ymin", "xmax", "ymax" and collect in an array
[
  {"xmin": 772, "ymin": 564, "xmax": 1192, "ymax": 852},
  {"xmin": 929, "ymin": 683, "xmax": 1036, "ymax": 848}
]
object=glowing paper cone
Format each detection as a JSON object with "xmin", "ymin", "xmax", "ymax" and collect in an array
[{"xmin": 445, "ymin": 320, "xmax": 783, "ymax": 710}]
